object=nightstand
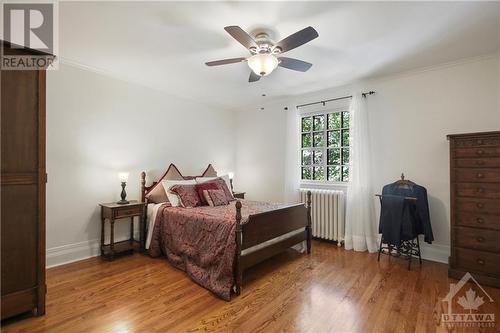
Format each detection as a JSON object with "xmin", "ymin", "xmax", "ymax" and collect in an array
[
  {"xmin": 99, "ymin": 200, "xmax": 146, "ymax": 260},
  {"xmin": 233, "ymin": 192, "xmax": 245, "ymax": 199}
]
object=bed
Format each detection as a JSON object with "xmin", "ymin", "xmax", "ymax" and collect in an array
[{"xmin": 140, "ymin": 171, "xmax": 312, "ymax": 300}]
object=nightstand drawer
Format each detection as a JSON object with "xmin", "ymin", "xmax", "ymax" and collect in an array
[
  {"xmin": 233, "ymin": 192, "xmax": 245, "ymax": 199},
  {"xmin": 114, "ymin": 205, "xmax": 143, "ymax": 218}
]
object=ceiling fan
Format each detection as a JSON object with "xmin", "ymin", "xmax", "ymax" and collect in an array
[{"xmin": 205, "ymin": 26, "xmax": 319, "ymax": 82}]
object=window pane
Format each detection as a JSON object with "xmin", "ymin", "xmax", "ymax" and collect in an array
[
  {"xmin": 342, "ymin": 166, "xmax": 350, "ymax": 182},
  {"xmin": 342, "ymin": 129, "xmax": 350, "ymax": 146},
  {"xmin": 342, "ymin": 148, "xmax": 350, "ymax": 165},
  {"xmin": 342, "ymin": 112, "xmax": 350, "ymax": 128},
  {"xmin": 313, "ymin": 166, "xmax": 324, "ymax": 181},
  {"xmin": 327, "ymin": 113, "xmax": 341, "ymax": 129},
  {"xmin": 302, "ymin": 150, "xmax": 312, "ymax": 165},
  {"xmin": 327, "ymin": 148, "xmax": 340, "ymax": 165},
  {"xmin": 313, "ymin": 115, "xmax": 325, "ymax": 131},
  {"xmin": 302, "ymin": 167, "xmax": 312, "ymax": 180},
  {"xmin": 313, "ymin": 132, "xmax": 324, "ymax": 147},
  {"xmin": 313, "ymin": 150, "xmax": 323, "ymax": 165},
  {"xmin": 302, "ymin": 133, "xmax": 311, "ymax": 148},
  {"xmin": 301, "ymin": 117, "xmax": 312, "ymax": 132},
  {"xmin": 327, "ymin": 166, "xmax": 341, "ymax": 182},
  {"xmin": 327, "ymin": 130, "xmax": 340, "ymax": 147}
]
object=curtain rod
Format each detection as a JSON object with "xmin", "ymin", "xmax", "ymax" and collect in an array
[{"xmin": 295, "ymin": 91, "xmax": 376, "ymax": 109}]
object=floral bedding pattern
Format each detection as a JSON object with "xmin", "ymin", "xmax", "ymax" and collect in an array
[{"xmin": 148, "ymin": 199, "xmax": 288, "ymax": 300}]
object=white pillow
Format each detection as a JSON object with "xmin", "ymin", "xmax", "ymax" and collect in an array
[
  {"xmin": 196, "ymin": 175, "xmax": 232, "ymax": 192},
  {"xmin": 161, "ymin": 179, "xmax": 196, "ymax": 207}
]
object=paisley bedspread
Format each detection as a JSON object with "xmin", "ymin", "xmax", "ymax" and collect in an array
[{"xmin": 148, "ymin": 200, "xmax": 287, "ymax": 300}]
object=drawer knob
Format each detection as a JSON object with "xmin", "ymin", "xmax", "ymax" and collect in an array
[
  {"xmin": 476, "ymin": 187, "xmax": 484, "ymax": 193},
  {"xmin": 476, "ymin": 203, "xmax": 484, "ymax": 209},
  {"xmin": 476, "ymin": 149, "xmax": 484, "ymax": 155},
  {"xmin": 476, "ymin": 237, "xmax": 484, "ymax": 243},
  {"xmin": 477, "ymin": 217, "xmax": 484, "ymax": 224},
  {"xmin": 476, "ymin": 160, "xmax": 485, "ymax": 166},
  {"xmin": 476, "ymin": 173, "xmax": 484, "ymax": 178},
  {"xmin": 477, "ymin": 139, "xmax": 484, "ymax": 145},
  {"xmin": 477, "ymin": 259, "xmax": 485, "ymax": 265}
]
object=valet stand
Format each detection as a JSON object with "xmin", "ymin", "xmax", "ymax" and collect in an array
[{"xmin": 375, "ymin": 193, "xmax": 422, "ymax": 270}]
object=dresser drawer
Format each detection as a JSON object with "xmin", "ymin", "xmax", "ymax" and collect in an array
[
  {"xmin": 455, "ymin": 227, "xmax": 500, "ymax": 252},
  {"xmin": 454, "ymin": 168, "xmax": 500, "ymax": 183},
  {"xmin": 456, "ymin": 212, "xmax": 500, "ymax": 230},
  {"xmin": 455, "ymin": 183, "xmax": 500, "ymax": 199},
  {"xmin": 454, "ymin": 147, "xmax": 500, "ymax": 158},
  {"xmin": 113, "ymin": 205, "xmax": 143, "ymax": 218},
  {"xmin": 456, "ymin": 197, "xmax": 500, "ymax": 214},
  {"xmin": 454, "ymin": 158, "xmax": 500, "ymax": 168},
  {"xmin": 455, "ymin": 247, "xmax": 500, "ymax": 276},
  {"xmin": 455, "ymin": 136, "xmax": 500, "ymax": 147}
]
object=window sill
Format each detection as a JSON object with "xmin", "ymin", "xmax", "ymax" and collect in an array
[{"xmin": 300, "ymin": 181, "xmax": 349, "ymax": 191}]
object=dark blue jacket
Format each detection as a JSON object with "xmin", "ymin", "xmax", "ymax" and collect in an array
[{"xmin": 378, "ymin": 181, "xmax": 434, "ymax": 246}]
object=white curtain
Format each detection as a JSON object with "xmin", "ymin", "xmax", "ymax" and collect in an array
[
  {"xmin": 283, "ymin": 105, "xmax": 301, "ymax": 203},
  {"xmin": 344, "ymin": 92, "xmax": 378, "ymax": 252}
]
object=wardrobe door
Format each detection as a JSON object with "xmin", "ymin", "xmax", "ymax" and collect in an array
[{"xmin": 1, "ymin": 49, "xmax": 46, "ymax": 319}]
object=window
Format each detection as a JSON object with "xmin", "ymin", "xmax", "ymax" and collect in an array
[{"xmin": 301, "ymin": 111, "xmax": 350, "ymax": 182}]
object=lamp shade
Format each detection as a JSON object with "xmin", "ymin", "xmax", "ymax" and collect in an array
[
  {"xmin": 118, "ymin": 172, "xmax": 129, "ymax": 182},
  {"xmin": 247, "ymin": 54, "xmax": 279, "ymax": 76}
]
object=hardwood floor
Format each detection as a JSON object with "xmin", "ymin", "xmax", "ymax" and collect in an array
[{"xmin": 2, "ymin": 240, "xmax": 500, "ymax": 333}]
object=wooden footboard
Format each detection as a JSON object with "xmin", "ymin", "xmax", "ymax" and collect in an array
[{"xmin": 234, "ymin": 191, "xmax": 312, "ymax": 295}]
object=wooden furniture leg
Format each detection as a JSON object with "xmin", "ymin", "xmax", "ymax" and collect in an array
[
  {"xmin": 234, "ymin": 201, "xmax": 242, "ymax": 296},
  {"xmin": 306, "ymin": 190, "xmax": 312, "ymax": 254},
  {"xmin": 110, "ymin": 219, "xmax": 115, "ymax": 259},
  {"xmin": 130, "ymin": 217, "xmax": 134, "ymax": 244},
  {"xmin": 101, "ymin": 217, "xmax": 105, "ymax": 256},
  {"xmin": 139, "ymin": 213, "xmax": 145, "ymax": 251}
]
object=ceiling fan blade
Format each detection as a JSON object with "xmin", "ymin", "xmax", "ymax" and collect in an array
[
  {"xmin": 278, "ymin": 57, "xmax": 313, "ymax": 72},
  {"xmin": 274, "ymin": 26, "xmax": 319, "ymax": 53},
  {"xmin": 249, "ymin": 71, "xmax": 261, "ymax": 82},
  {"xmin": 224, "ymin": 26, "xmax": 258, "ymax": 50},
  {"xmin": 205, "ymin": 57, "xmax": 246, "ymax": 66}
]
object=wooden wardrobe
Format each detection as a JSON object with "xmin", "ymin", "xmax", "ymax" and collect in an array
[
  {"xmin": 1, "ymin": 41, "xmax": 47, "ymax": 319},
  {"xmin": 448, "ymin": 131, "xmax": 500, "ymax": 288}
]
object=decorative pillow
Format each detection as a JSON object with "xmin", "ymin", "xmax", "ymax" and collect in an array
[
  {"xmin": 203, "ymin": 189, "xmax": 228, "ymax": 206},
  {"xmin": 210, "ymin": 177, "xmax": 234, "ymax": 202},
  {"xmin": 161, "ymin": 179, "xmax": 196, "ymax": 207},
  {"xmin": 170, "ymin": 184, "xmax": 202, "ymax": 208},
  {"xmin": 145, "ymin": 164, "xmax": 184, "ymax": 203},
  {"xmin": 195, "ymin": 181, "xmax": 220, "ymax": 205},
  {"xmin": 196, "ymin": 175, "xmax": 233, "ymax": 200},
  {"xmin": 201, "ymin": 164, "xmax": 218, "ymax": 177}
]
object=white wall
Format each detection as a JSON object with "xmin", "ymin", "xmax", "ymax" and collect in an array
[
  {"xmin": 236, "ymin": 54, "xmax": 500, "ymax": 263},
  {"xmin": 46, "ymin": 63, "xmax": 236, "ymax": 267},
  {"xmin": 235, "ymin": 101, "xmax": 288, "ymax": 202}
]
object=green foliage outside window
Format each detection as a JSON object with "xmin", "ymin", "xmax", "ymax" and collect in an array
[{"xmin": 301, "ymin": 111, "xmax": 350, "ymax": 182}]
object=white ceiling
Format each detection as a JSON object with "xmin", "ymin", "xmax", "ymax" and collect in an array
[{"xmin": 59, "ymin": 1, "xmax": 500, "ymax": 110}]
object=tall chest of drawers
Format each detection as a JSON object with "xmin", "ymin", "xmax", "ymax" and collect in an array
[{"xmin": 447, "ymin": 131, "xmax": 500, "ymax": 287}]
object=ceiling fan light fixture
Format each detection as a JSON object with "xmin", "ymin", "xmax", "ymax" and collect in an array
[{"xmin": 247, "ymin": 53, "xmax": 278, "ymax": 76}]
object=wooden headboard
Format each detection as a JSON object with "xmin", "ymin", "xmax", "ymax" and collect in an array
[
  {"xmin": 140, "ymin": 164, "xmax": 217, "ymax": 203},
  {"xmin": 140, "ymin": 171, "xmax": 157, "ymax": 203}
]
